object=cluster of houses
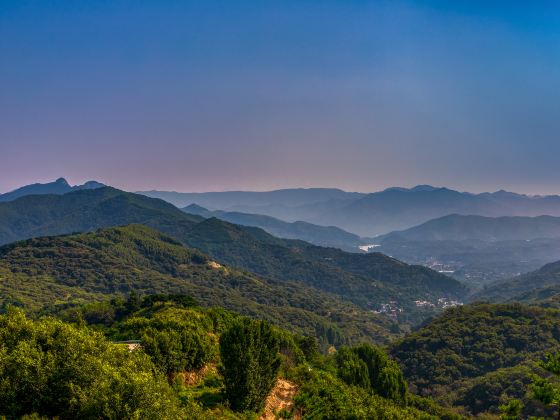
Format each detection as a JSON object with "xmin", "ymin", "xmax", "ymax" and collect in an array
[{"xmin": 415, "ymin": 297, "xmax": 462, "ymax": 309}]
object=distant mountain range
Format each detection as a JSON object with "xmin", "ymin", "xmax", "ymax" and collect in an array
[
  {"xmin": 0, "ymin": 178, "xmax": 104, "ymax": 202},
  {"xmin": 183, "ymin": 203, "xmax": 365, "ymax": 251},
  {"xmin": 9, "ymin": 180, "xmax": 560, "ymax": 237},
  {"xmin": 0, "ymin": 187, "xmax": 465, "ymax": 325},
  {"xmin": 140, "ymin": 185, "xmax": 560, "ymax": 236},
  {"xmin": 138, "ymin": 187, "xmax": 363, "ymax": 209},
  {"xmin": 375, "ymin": 214, "xmax": 560, "ymax": 288},
  {"xmin": 379, "ymin": 214, "xmax": 560, "ymax": 242}
]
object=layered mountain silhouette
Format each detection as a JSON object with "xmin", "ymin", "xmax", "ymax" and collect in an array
[
  {"xmin": 0, "ymin": 187, "xmax": 465, "ymax": 323},
  {"xmin": 139, "ymin": 187, "xmax": 363, "ymax": 209},
  {"xmin": 311, "ymin": 186, "xmax": 560, "ymax": 236},
  {"xmin": 0, "ymin": 178, "xmax": 104, "ymax": 202},
  {"xmin": 141, "ymin": 185, "xmax": 560, "ymax": 236},
  {"xmin": 375, "ymin": 214, "xmax": 560, "ymax": 288},
  {"xmin": 379, "ymin": 214, "xmax": 560, "ymax": 242},
  {"xmin": 183, "ymin": 203, "xmax": 364, "ymax": 251}
]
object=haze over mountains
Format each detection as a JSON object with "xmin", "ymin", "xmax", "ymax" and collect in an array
[
  {"xmin": 183, "ymin": 203, "xmax": 364, "ymax": 251},
  {"xmin": 8, "ymin": 178, "xmax": 560, "ymax": 238},
  {"xmin": 374, "ymin": 214, "xmax": 560, "ymax": 288},
  {"xmin": 142, "ymin": 185, "xmax": 560, "ymax": 236},
  {"xmin": 379, "ymin": 214, "xmax": 560, "ymax": 242}
]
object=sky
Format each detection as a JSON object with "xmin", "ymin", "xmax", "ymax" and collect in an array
[{"xmin": 1, "ymin": 1, "xmax": 560, "ymax": 194}]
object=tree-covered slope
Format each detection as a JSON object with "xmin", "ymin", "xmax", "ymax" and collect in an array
[
  {"xmin": 473, "ymin": 260, "xmax": 560, "ymax": 303},
  {"xmin": 184, "ymin": 218, "xmax": 466, "ymax": 321},
  {"xmin": 0, "ymin": 187, "xmax": 466, "ymax": 323},
  {"xmin": 0, "ymin": 187, "xmax": 202, "ymax": 245},
  {"xmin": 390, "ymin": 303, "xmax": 560, "ymax": 416},
  {"xmin": 0, "ymin": 225, "xmax": 394, "ymax": 346}
]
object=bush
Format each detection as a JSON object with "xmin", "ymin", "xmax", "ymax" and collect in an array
[
  {"xmin": 0, "ymin": 308, "xmax": 183, "ymax": 419},
  {"xmin": 141, "ymin": 326, "xmax": 214, "ymax": 375}
]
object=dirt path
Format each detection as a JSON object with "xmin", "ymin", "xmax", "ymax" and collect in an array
[{"xmin": 260, "ymin": 379, "xmax": 299, "ymax": 420}]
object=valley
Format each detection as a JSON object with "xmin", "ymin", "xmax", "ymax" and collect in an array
[
  {"xmin": 2, "ymin": 179, "xmax": 560, "ymax": 418},
  {"xmin": 4, "ymin": 3, "xmax": 559, "ymax": 417}
]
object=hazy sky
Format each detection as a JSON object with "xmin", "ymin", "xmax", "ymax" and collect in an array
[{"xmin": 1, "ymin": 1, "xmax": 560, "ymax": 194}]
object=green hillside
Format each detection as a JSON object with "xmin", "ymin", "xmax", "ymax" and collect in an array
[
  {"xmin": 474, "ymin": 260, "xmax": 560, "ymax": 302},
  {"xmin": 0, "ymin": 188, "xmax": 466, "ymax": 324},
  {"xmin": 0, "ymin": 225, "xmax": 394, "ymax": 346},
  {"xmin": 0, "ymin": 187, "xmax": 202, "ymax": 245},
  {"xmin": 390, "ymin": 303, "xmax": 560, "ymax": 416}
]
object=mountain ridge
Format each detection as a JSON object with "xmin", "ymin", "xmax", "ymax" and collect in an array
[
  {"xmin": 0, "ymin": 187, "xmax": 465, "ymax": 323},
  {"xmin": 183, "ymin": 203, "xmax": 365, "ymax": 251},
  {"xmin": 0, "ymin": 178, "xmax": 105, "ymax": 202},
  {"xmin": 140, "ymin": 184, "xmax": 560, "ymax": 236}
]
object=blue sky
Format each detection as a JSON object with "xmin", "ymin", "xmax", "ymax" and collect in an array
[{"xmin": 1, "ymin": 1, "xmax": 559, "ymax": 193}]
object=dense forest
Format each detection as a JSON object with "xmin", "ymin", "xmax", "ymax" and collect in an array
[
  {"xmin": 391, "ymin": 303, "xmax": 560, "ymax": 417},
  {"xmin": 0, "ymin": 225, "xmax": 396, "ymax": 348}
]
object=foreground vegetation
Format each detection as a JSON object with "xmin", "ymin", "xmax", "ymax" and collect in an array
[
  {"xmin": 2, "ymin": 291, "xmax": 560, "ymax": 418},
  {"xmin": 0, "ymin": 296, "xmax": 459, "ymax": 419}
]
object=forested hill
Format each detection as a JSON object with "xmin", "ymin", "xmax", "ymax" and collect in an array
[
  {"xmin": 183, "ymin": 217, "xmax": 466, "ymax": 316},
  {"xmin": 473, "ymin": 260, "xmax": 560, "ymax": 303},
  {"xmin": 0, "ymin": 186, "xmax": 203, "ymax": 245},
  {"xmin": 0, "ymin": 224, "xmax": 394, "ymax": 346},
  {"xmin": 390, "ymin": 303, "xmax": 560, "ymax": 417},
  {"xmin": 0, "ymin": 187, "xmax": 466, "ymax": 323}
]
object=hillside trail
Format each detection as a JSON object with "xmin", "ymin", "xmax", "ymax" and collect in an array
[{"xmin": 260, "ymin": 379, "xmax": 300, "ymax": 420}]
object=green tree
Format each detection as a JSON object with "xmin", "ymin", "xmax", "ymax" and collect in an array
[
  {"xmin": 351, "ymin": 343, "xmax": 407, "ymax": 404},
  {"xmin": 532, "ymin": 352, "xmax": 560, "ymax": 419},
  {"xmin": 141, "ymin": 326, "xmax": 214, "ymax": 375},
  {"xmin": 499, "ymin": 399, "xmax": 523, "ymax": 420},
  {"xmin": 219, "ymin": 318, "xmax": 281, "ymax": 412},
  {"xmin": 336, "ymin": 347, "xmax": 371, "ymax": 389}
]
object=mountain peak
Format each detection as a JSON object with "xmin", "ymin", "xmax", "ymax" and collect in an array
[
  {"xmin": 410, "ymin": 185, "xmax": 440, "ymax": 192},
  {"xmin": 383, "ymin": 185, "xmax": 442, "ymax": 193},
  {"xmin": 81, "ymin": 180, "xmax": 105, "ymax": 189},
  {"xmin": 184, "ymin": 203, "xmax": 209, "ymax": 212},
  {"xmin": 55, "ymin": 177, "xmax": 69, "ymax": 185}
]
